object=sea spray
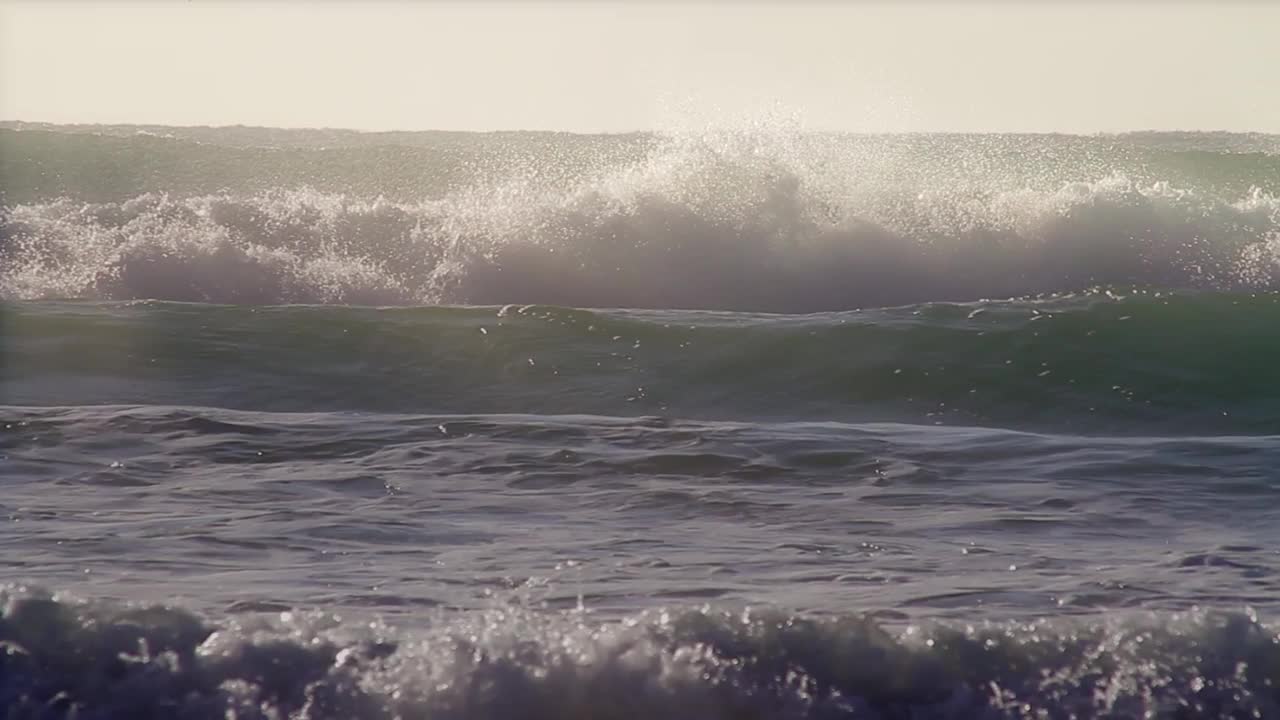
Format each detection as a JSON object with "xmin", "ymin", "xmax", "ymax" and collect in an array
[
  {"xmin": 1, "ymin": 585, "xmax": 1278, "ymax": 719},
  {"xmin": 3, "ymin": 128, "xmax": 1279, "ymax": 310}
]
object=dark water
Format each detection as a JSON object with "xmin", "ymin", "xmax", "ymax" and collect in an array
[{"xmin": 1, "ymin": 125, "xmax": 1279, "ymax": 718}]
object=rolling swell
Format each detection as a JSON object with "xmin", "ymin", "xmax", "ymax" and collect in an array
[
  {"xmin": 2, "ymin": 585, "xmax": 1277, "ymax": 720},
  {"xmin": 2, "ymin": 129, "xmax": 1279, "ymax": 311},
  {"xmin": 3, "ymin": 292, "xmax": 1278, "ymax": 433}
]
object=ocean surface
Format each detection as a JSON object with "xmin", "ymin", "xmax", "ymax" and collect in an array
[{"xmin": 1, "ymin": 123, "xmax": 1279, "ymax": 718}]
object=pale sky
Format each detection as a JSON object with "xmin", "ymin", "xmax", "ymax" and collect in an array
[{"xmin": 1, "ymin": 1, "xmax": 1277, "ymax": 134}]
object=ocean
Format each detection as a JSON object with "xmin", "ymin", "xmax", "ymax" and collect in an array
[{"xmin": 1, "ymin": 122, "xmax": 1279, "ymax": 718}]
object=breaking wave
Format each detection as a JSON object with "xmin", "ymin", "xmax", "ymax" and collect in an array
[
  {"xmin": 1, "ymin": 585, "xmax": 1277, "ymax": 719},
  {"xmin": 3, "ymin": 130, "xmax": 1279, "ymax": 311}
]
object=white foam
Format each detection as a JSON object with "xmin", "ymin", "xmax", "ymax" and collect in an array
[
  {"xmin": 1, "ymin": 585, "xmax": 1276, "ymax": 719},
  {"xmin": 3, "ymin": 131, "xmax": 1278, "ymax": 310}
]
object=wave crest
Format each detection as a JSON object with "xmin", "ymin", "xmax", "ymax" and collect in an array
[
  {"xmin": 3, "ymin": 132, "xmax": 1279, "ymax": 310},
  {"xmin": 2, "ymin": 585, "xmax": 1277, "ymax": 719}
]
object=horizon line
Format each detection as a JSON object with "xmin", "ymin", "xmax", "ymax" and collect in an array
[{"xmin": 3, "ymin": 118, "xmax": 1278, "ymax": 138}]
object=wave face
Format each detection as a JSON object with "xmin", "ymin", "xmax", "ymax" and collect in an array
[
  {"xmin": 3, "ymin": 293, "xmax": 1279, "ymax": 434},
  {"xmin": 2, "ymin": 127, "xmax": 1279, "ymax": 311},
  {"xmin": 2, "ymin": 586, "xmax": 1277, "ymax": 720}
]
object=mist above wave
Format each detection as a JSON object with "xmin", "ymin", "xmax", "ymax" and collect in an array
[{"xmin": 2, "ymin": 130, "xmax": 1278, "ymax": 310}]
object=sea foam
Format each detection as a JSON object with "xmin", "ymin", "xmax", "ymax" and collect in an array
[
  {"xmin": 3, "ymin": 130, "xmax": 1278, "ymax": 311},
  {"xmin": 2, "ymin": 585, "xmax": 1278, "ymax": 719}
]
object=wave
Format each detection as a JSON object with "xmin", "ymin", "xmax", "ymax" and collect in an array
[
  {"xmin": 4, "ymin": 293, "xmax": 1280, "ymax": 433},
  {"xmin": 1, "ymin": 584, "xmax": 1275, "ymax": 719},
  {"xmin": 3, "ymin": 129, "xmax": 1280, "ymax": 311}
]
